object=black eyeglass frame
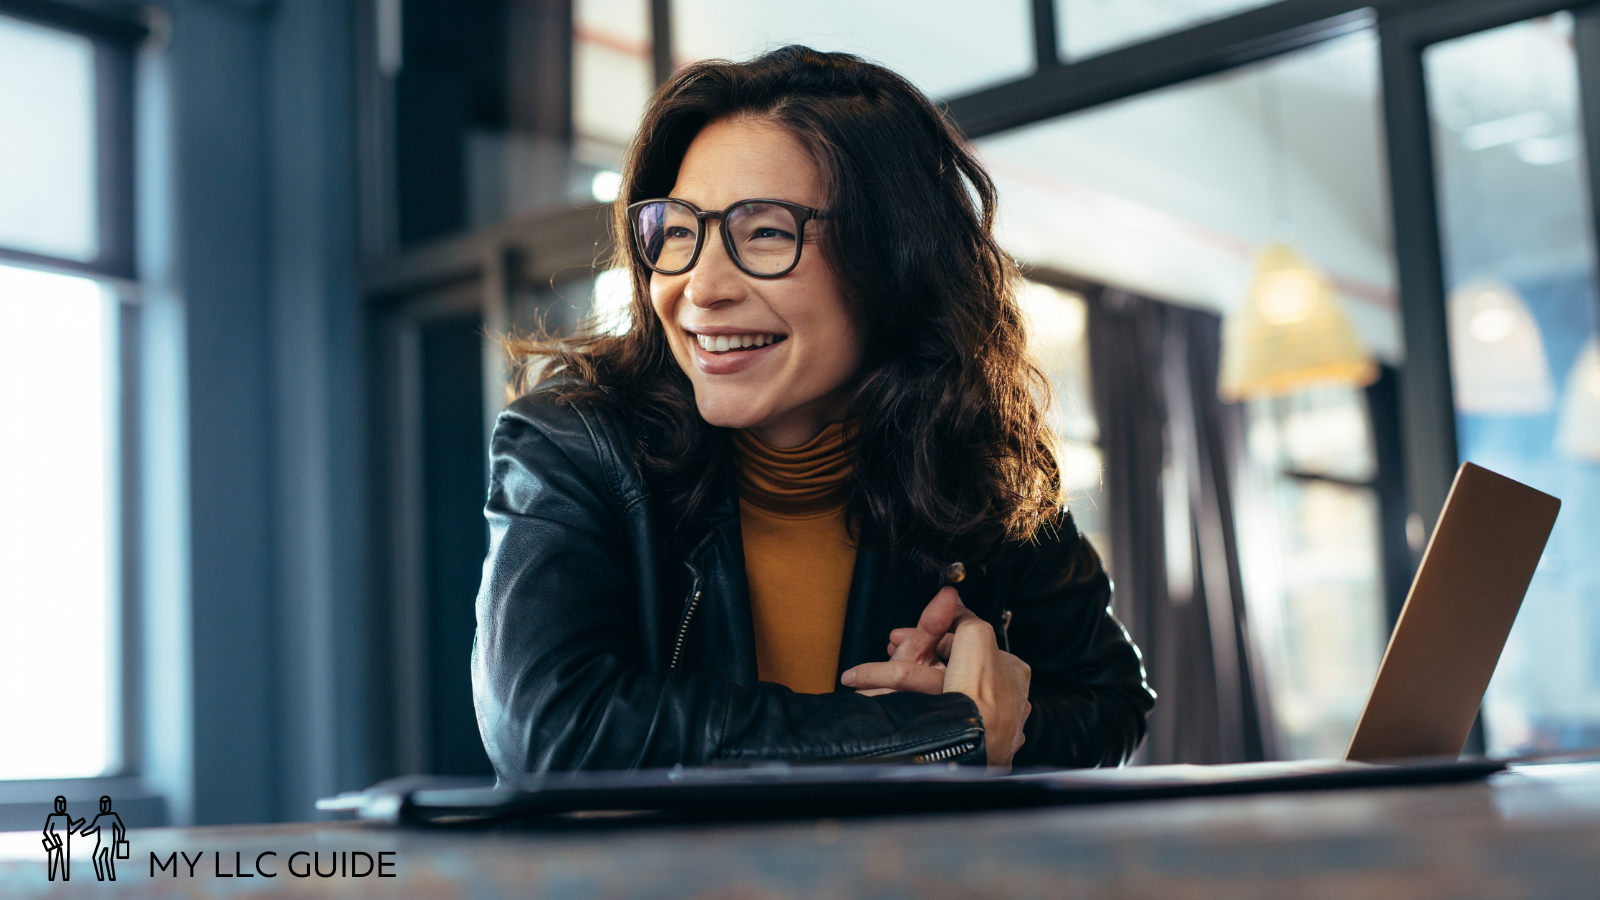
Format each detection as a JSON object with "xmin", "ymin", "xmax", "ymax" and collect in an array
[{"xmin": 625, "ymin": 197, "xmax": 832, "ymax": 279}]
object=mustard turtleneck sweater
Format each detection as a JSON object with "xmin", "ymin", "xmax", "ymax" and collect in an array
[{"xmin": 732, "ymin": 420, "xmax": 860, "ymax": 694}]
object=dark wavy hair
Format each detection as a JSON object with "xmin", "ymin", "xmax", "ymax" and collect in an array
[{"xmin": 504, "ymin": 44, "xmax": 1066, "ymax": 577}]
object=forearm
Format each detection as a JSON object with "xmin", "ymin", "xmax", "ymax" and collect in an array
[
  {"xmin": 1012, "ymin": 672, "xmax": 1151, "ymax": 767},
  {"xmin": 475, "ymin": 646, "xmax": 986, "ymax": 777}
]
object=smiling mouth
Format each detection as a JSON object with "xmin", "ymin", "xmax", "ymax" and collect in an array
[{"xmin": 691, "ymin": 332, "xmax": 789, "ymax": 354}]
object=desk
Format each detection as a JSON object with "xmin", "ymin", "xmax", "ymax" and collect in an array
[{"xmin": 3, "ymin": 762, "xmax": 1598, "ymax": 897}]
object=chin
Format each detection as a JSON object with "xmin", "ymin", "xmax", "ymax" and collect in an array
[{"xmin": 692, "ymin": 389, "xmax": 766, "ymax": 430}]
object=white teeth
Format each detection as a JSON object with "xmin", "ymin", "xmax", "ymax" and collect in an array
[{"xmin": 696, "ymin": 333, "xmax": 782, "ymax": 352}]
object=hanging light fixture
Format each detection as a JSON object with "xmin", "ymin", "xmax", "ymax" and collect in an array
[
  {"xmin": 1218, "ymin": 70, "xmax": 1377, "ymax": 402},
  {"xmin": 1219, "ymin": 242, "xmax": 1378, "ymax": 400},
  {"xmin": 1445, "ymin": 280, "xmax": 1554, "ymax": 414},
  {"xmin": 1556, "ymin": 337, "xmax": 1600, "ymax": 460}
]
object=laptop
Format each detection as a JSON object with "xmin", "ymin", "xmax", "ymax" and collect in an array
[
  {"xmin": 1345, "ymin": 461, "xmax": 1559, "ymax": 761},
  {"xmin": 319, "ymin": 462, "xmax": 1559, "ymax": 825}
]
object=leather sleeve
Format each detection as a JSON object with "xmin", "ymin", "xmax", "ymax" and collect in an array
[
  {"xmin": 1001, "ymin": 514, "xmax": 1157, "ymax": 768},
  {"xmin": 470, "ymin": 399, "xmax": 986, "ymax": 778}
]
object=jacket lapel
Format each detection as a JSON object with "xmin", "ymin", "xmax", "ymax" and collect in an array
[
  {"xmin": 834, "ymin": 548, "xmax": 946, "ymax": 688},
  {"xmin": 681, "ymin": 461, "xmax": 759, "ymax": 684}
]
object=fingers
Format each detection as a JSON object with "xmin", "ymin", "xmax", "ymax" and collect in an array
[
  {"xmin": 887, "ymin": 589, "xmax": 972, "ymax": 664},
  {"xmin": 916, "ymin": 586, "xmax": 964, "ymax": 638},
  {"xmin": 841, "ymin": 660, "xmax": 945, "ymax": 695},
  {"xmin": 895, "ymin": 632, "xmax": 954, "ymax": 661},
  {"xmin": 854, "ymin": 687, "xmax": 895, "ymax": 697}
]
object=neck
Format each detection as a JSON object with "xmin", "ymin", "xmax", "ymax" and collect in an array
[{"xmin": 733, "ymin": 418, "xmax": 858, "ymax": 516}]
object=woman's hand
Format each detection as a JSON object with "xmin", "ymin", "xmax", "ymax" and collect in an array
[
  {"xmin": 846, "ymin": 586, "xmax": 959, "ymax": 696},
  {"xmin": 841, "ymin": 587, "xmax": 1032, "ymax": 768}
]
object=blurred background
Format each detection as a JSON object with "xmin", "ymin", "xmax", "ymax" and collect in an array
[{"xmin": 1, "ymin": 0, "xmax": 1597, "ymax": 827}]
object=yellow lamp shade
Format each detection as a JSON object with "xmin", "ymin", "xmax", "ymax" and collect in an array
[{"xmin": 1219, "ymin": 242, "xmax": 1378, "ymax": 401}]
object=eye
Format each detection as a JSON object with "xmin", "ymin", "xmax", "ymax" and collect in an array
[
  {"xmin": 748, "ymin": 227, "xmax": 796, "ymax": 241},
  {"xmin": 662, "ymin": 225, "xmax": 695, "ymax": 240}
]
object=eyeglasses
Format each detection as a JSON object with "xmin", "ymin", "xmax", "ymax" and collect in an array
[{"xmin": 626, "ymin": 198, "xmax": 830, "ymax": 279}]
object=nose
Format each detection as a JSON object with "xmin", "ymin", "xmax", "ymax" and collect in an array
[{"xmin": 681, "ymin": 224, "xmax": 748, "ymax": 309}]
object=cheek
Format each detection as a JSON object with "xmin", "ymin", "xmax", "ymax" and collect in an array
[{"xmin": 648, "ymin": 288, "xmax": 679, "ymax": 340}]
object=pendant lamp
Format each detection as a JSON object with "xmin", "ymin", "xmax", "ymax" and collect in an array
[
  {"xmin": 1219, "ymin": 242, "xmax": 1378, "ymax": 401},
  {"xmin": 1218, "ymin": 71, "xmax": 1377, "ymax": 402},
  {"xmin": 1556, "ymin": 337, "xmax": 1600, "ymax": 460},
  {"xmin": 1445, "ymin": 280, "xmax": 1553, "ymax": 414}
]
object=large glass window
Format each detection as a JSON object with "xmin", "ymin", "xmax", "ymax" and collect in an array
[
  {"xmin": 977, "ymin": 30, "xmax": 1396, "ymax": 760},
  {"xmin": 671, "ymin": 0, "xmax": 1035, "ymax": 99},
  {"xmin": 1019, "ymin": 281, "xmax": 1111, "ymax": 560},
  {"xmin": 1243, "ymin": 387, "xmax": 1387, "ymax": 759},
  {"xmin": 0, "ymin": 15, "xmax": 97, "ymax": 261},
  {"xmin": 1056, "ymin": 0, "xmax": 1276, "ymax": 61},
  {"xmin": 975, "ymin": 30, "xmax": 1399, "ymax": 364},
  {"xmin": 574, "ymin": 0, "xmax": 654, "ymax": 163},
  {"xmin": 0, "ymin": 266, "xmax": 120, "ymax": 779},
  {"xmin": 1425, "ymin": 12, "xmax": 1600, "ymax": 755},
  {"xmin": 0, "ymin": 12, "xmax": 125, "ymax": 781}
]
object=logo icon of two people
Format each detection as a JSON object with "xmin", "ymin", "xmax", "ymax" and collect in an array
[{"xmin": 43, "ymin": 795, "xmax": 127, "ymax": 882}]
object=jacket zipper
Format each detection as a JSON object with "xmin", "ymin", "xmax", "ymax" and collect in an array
[
  {"xmin": 668, "ymin": 580, "xmax": 702, "ymax": 670},
  {"xmin": 911, "ymin": 740, "xmax": 979, "ymax": 764}
]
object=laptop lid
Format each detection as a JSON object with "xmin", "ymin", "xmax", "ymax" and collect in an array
[{"xmin": 1345, "ymin": 462, "xmax": 1559, "ymax": 762}]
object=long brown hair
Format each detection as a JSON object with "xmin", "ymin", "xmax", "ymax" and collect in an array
[{"xmin": 504, "ymin": 45, "xmax": 1066, "ymax": 577}]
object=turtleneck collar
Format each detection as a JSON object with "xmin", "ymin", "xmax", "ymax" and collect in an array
[{"xmin": 732, "ymin": 419, "xmax": 858, "ymax": 517}]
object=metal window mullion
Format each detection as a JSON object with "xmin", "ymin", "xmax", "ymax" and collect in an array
[
  {"xmin": 650, "ymin": 0, "xmax": 672, "ymax": 87},
  {"xmin": 1376, "ymin": 13, "xmax": 1458, "ymax": 565},
  {"xmin": 1376, "ymin": 0, "xmax": 1599, "ymax": 45},
  {"xmin": 94, "ymin": 38, "xmax": 138, "ymax": 284},
  {"xmin": 0, "ymin": 246, "xmax": 138, "ymax": 288},
  {"xmin": 1572, "ymin": 6, "xmax": 1600, "ymax": 329},
  {"xmin": 1031, "ymin": 0, "xmax": 1060, "ymax": 73},
  {"xmin": 0, "ymin": 0, "xmax": 147, "ymax": 43},
  {"xmin": 948, "ymin": 0, "xmax": 1378, "ymax": 138}
]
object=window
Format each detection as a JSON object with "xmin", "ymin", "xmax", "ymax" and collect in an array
[
  {"xmin": 671, "ymin": 0, "xmax": 1035, "ymax": 100},
  {"xmin": 0, "ymin": 16, "xmax": 96, "ymax": 260},
  {"xmin": 1055, "ymin": 0, "xmax": 1277, "ymax": 62},
  {"xmin": 0, "ymin": 11, "xmax": 135, "ymax": 781},
  {"xmin": 1019, "ymin": 281, "xmax": 1111, "ymax": 562},
  {"xmin": 0, "ymin": 267, "xmax": 121, "ymax": 779},
  {"xmin": 977, "ymin": 31, "xmax": 1397, "ymax": 760},
  {"xmin": 1242, "ymin": 386, "xmax": 1389, "ymax": 759},
  {"xmin": 1425, "ymin": 13, "xmax": 1600, "ymax": 755}
]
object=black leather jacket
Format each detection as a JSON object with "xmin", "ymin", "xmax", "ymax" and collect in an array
[{"xmin": 471, "ymin": 384, "xmax": 1156, "ymax": 778}]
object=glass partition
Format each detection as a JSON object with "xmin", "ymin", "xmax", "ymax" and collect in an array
[{"xmin": 1425, "ymin": 12, "xmax": 1600, "ymax": 756}]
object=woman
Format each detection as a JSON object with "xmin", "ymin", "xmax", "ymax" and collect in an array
[{"xmin": 471, "ymin": 45, "xmax": 1154, "ymax": 776}]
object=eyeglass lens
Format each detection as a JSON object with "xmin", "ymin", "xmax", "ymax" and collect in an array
[{"xmin": 633, "ymin": 200, "xmax": 802, "ymax": 276}]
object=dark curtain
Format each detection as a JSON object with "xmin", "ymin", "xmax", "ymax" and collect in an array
[{"xmin": 1086, "ymin": 287, "xmax": 1276, "ymax": 765}]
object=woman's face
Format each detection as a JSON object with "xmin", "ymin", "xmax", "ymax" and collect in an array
[{"xmin": 648, "ymin": 116, "xmax": 863, "ymax": 448}]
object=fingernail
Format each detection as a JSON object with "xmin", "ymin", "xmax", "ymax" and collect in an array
[{"xmin": 842, "ymin": 669, "xmax": 857, "ymax": 685}]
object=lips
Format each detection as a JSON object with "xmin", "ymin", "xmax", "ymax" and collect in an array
[{"xmin": 687, "ymin": 330, "xmax": 788, "ymax": 375}]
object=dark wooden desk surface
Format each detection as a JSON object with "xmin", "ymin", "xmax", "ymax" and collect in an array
[{"xmin": 4, "ymin": 762, "xmax": 1598, "ymax": 897}]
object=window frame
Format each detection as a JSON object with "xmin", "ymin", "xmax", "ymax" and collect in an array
[{"xmin": 0, "ymin": 0, "xmax": 152, "ymax": 823}]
